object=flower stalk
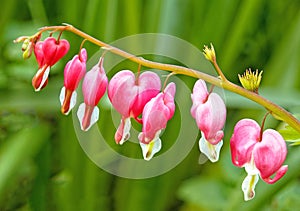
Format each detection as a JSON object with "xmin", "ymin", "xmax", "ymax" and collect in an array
[{"xmin": 21, "ymin": 24, "xmax": 300, "ymax": 133}]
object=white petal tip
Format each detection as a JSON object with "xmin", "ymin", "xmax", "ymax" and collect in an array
[
  {"xmin": 60, "ymin": 87, "xmax": 77, "ymax": 115},
  {"xmin": 36, "ymin": 66, "xmax": 50, "ymax": 91},
  {"xmin": 77, "ymin": 103, "xmax": 99, "ymax": 131},
  {"xmin": 140, "ymin": 137, "xmax": 162, "ymax": 161},
  {"xmin": 199, "ymin": 135, "xmax": 223, "ymax": 163},
  {"xmin": 118, "ymin": 118, "xmax": 131, "ymax": 145},
  {"xmin": 59, "ymin": 87, "xmax": 66, "ymax": 106},
  {"xmin": 242, "ymin": 174, "xmax": 259, "ymax": 201}
]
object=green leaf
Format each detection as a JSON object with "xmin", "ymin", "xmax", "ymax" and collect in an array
[{"xmin": 279, "ymin": 125, "xmax": 300, "ymax": 146}]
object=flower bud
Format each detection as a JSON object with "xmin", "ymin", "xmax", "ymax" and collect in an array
[
  {"xmin": 238, "ymin": 69, "xmax": 263, "ymax": 93},
  {"xmin": 203, "ymin": 43, "xmax": 216, "ymax": 62},
  {"xmin": 77, "ymin": 56, "xmax": 108, "ymax": 131},
  {"xmin": 22, "ymin": 41, "xmax": 34, "ymax": 59}
]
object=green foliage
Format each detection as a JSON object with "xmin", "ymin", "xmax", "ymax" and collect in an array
[
  {"xmin": 279, "ymin": 124, "xmax": 300, "ymax": 146},
  {"xmin": 0, "ymin": 0, "xmax": 300, "ymax": 210}
]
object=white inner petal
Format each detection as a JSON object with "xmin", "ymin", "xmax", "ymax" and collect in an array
[
  {"xmin": 244, "ymin": 156, "xmax": 260, "ymax": 175},
  {"xmin": 77, "ymin": 103, "xmax": 85, "ymax": 130},
  {"xmin": 59, "ymin": 86, "xmax": 66, "ymax": 106},
  {"xmin": 139, "ymin": 130, "xmax": 162, "ymax": 161},
  {"xmin": 88, "ymin": 106, "xmax": 99, "ymax": 131},
  {"xmin": 36, "ymin": 66, "xmax": 50, "ymax": 91},
  {"xmin": 199, "ymin": 132, "xmax": 223, "ymax": 163},
  {"xmin": 119, "ymin": 118, "xmax": 131, "ymax": 145},
  {"xmin": 69, "ymin": 91, "xmax": 77, "ymax": 112},
  {"xmin": 76, "ymin": 104, "xmax": 99, "ymax": 131},
  {"xmin": 242, "ymin": 174, "xmax": 259, "ymax": 201}
]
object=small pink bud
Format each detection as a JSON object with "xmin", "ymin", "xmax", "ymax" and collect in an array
[
  {"xmin": 60, "ymin": 48, "xmax": 87, "ymax": 115},
  {"xmin": 108, "ymin": 70, "xmax": 161, "ymax": 144},
  {"xmin": 77, "ymin": 57, "xmax": 108, "ymax": 131}
]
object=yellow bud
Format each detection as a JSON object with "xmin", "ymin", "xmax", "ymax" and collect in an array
[
  {"xmin": 22, "ymin": 42, "xmax": 33, "ymax": 59},
  {"xmin": 238, "ymin": 69, "xmax": 263, "ymax": 93},
  {"xmin": 203, "ymin": 43, "xmax": 216, "ymax": 62},
  {"xmin": 14, "ymin": 36, "xmax": 29, "ymax": 43},
  {"xmin": 21, "ymin": 39, "xmax": 30, "ymax": 51}
]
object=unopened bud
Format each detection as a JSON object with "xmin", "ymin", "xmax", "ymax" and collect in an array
[
  {"xmin": 21, "ymin": 39, "xmax": 30, "ymax": 51},
  {"xmin": 203, "ymin": 43, "xmax": 216, "ymax": 62},
  {"xmin": 22, "ymin": 42, "xmax": 34, "ymax": 59},
  {"xmin": 14, "ymin": 36, "xmax": 29, "ymax": 43}
]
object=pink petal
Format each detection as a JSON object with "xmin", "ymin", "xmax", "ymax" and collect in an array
[
  {"xmin": 139, "ymin": 94, "xmax": 169, "ymax": 143},
  {"xmin": 34, "ymin": 41, "xmax": 45, "ymax": 67},
  {"xmin": 64, "ymin": 49, "xmax": 87, "ymax": 91},
  {"xmin": 191, "ymin": 79, "xmax": 208, "ymax": 117},
  {"xmin": 253, "ymin": 129, "xmax": 288, "ymax": 183},
  {"xmin": 108, "ymin": 70, "xmax": 138, "ymax": 117},
  {"xmin": 230, "ymin": 119, "xmax": 261, "ymax": 167},
  {"xmin": 139, "ymin": 83, "xmax": 176, "ymax": 144},
  {"xmin": 42, "ymin": 37, "xmax": 70, "ymax": 66},
  {"xmin": 130, "ymin": 71, "xmax": 161, "ymax": 117},
  {"xmin": 194, "ymin": 93, "xmax": 226, "ymax": 144},
  {"xmin": 108, "ymin": 70, "xmax": 161, "ymax": 118},
  {"xmin": 82, "ymin": 57, "xmax": 108, "ymax": 106},
  {"xmin": 162, "ymin": 82, "xmax": 176, "ymax": 118}
]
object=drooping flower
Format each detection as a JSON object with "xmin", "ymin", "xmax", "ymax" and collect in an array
[
  {"xmin": 60, "ymin": 48, "xmax": 87, "ymax": 115},
  {"xmin": 77, "ymin": 56, "xmax": 108, "ymax": 131},
  {"xmin": 32, "ymin": 37, "xmax": 70, "ymax": 91},
  {"xmin": 138, "ymin": 82, "xmax": 176, "ymax": 160},
  {"xmin": 230, "ymin": 118, "xmax": 288, "ymax": 201},
  {"xmin": 108, "ymin": 70, "xmax": 161, "ymax": 144},
  {"xmin": 190, "ymin": 79, "xmax": 226, "ymax": 162}
]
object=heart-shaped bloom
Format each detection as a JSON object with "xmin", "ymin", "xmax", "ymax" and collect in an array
[
  {"xmin": 32, "ymin": 37, "xmax": 70, "ymax": 91},
  {"xmin": 77, "ymin": 56, "xmax": 108, "ymax": 131},
  {"xmin": 108, "ymin": 70, "xmax": 161, "ymax": 144},
  {"xmin": 230, "ymin": 118, "xmax": 288, "ymax": 201},
  {"xmin": 138, "ymin": 82, "xmax": 176, "ymax": 160},
  {"xmin": 60, "ymin": 48, "xmax": 87, "ymax": 115},
  {"xmin": 190, "ymin": 79, "xmax": 226, "ymax": 162}
]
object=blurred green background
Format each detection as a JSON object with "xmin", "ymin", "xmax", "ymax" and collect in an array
[{"xmin": 1, "ymin": 0, "xmax": 300, "ymax": 210}]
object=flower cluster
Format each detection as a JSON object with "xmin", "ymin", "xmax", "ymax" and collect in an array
[
  {"xmin": 15, "ymin": 31, "xmax": 290, "ymax": 201},
  {"xmin": 16, "ymin": 33, "xmax": 178, "ymax": 160}
]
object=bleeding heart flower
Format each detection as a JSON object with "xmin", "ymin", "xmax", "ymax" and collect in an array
[
  {"xmin": 77, "ymin": 56, "xmax": 108, "ymax": 131},
  {"xmin": 191, "ymin": 79, "xmax": 226, "ymax": 162},
  {"xmin": 32, "ymin": 37, "xmax": 70, "ymax": 91},
  {"xmin": 108, "ymin": 70, "xmax": 161, "ymax": 144},
  {"xmin": 230, "ymin": 118, "xmax": 288, "ymax": 201},
  {"xmin": 138, "ymin": 82, "xmax": 176, "ymax": 160},
  {"xmin": 60, "ymin": 48, "xmax": 87, "ymax": 115}
]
